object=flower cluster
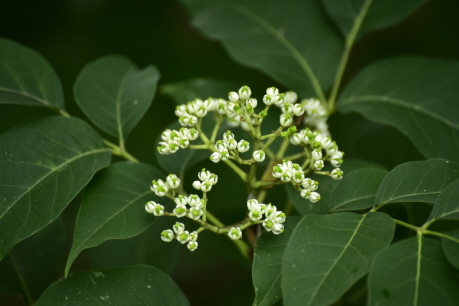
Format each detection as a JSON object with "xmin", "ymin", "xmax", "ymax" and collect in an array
[
  {"xmin": 160, "ymin": 222, "xmax": 199, "ymax": 252},
  {"xmin": 247, "ymin": 199, "xmax": 286, "ymax": 235},
  {"xmin": 150, "ymin": 174, "xmax": 181, "ymax": 197},
  {"xmin": 210, "ymin": 130, "xmax": 250, "ymax": 163},
  {"xmin": 157, "ymin": 128, "xmax": 199, "ymax": 155}
]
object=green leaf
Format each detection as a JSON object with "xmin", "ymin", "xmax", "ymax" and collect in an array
[
  {"xmin": 0, "ymin": 116, "xmax": 111, "ymax": 259},
  {"xmin": 74, "ymin": 55, "xmax": 160, "ymax": 141},
  {"xmin": 375, "ymin": 159, "xmax": 459, "ymax": 207},
  {"xmin": 282, "ymin": 212, "xmax": 395, "ymax": 306},
  {"xmin": 34, "ymin": 265, "xmax": 190, "ymax": 306},
  {"xmin": 331, "ymin": 168, "xmax": 388, "ymax": 211},
  {"xmin": 427, "ymin": 179, "xmax": 459, "ymax": 223},
  {"xmin": 442, "ymin": 229, "xmax": 459, "ymax": 269},
  {"xmin": 0, "ymin": 38, "xmax": 65, "ymax": 112},
  {"xmin": 322, "ymin": 0, "xmax": 428, "ymax": 41},
  {"xmin": 368, "ymin": 236, "xmax": 459, "ymax": 306},
  {"xmin": 287, "ymin": 159, "xmax": 386, "ymax": 215},
  {"xmin": 0, "ymin": 217, "xmax": 67, "ymax": 301},
  {"xmin": 181, "ymin": 0, "xmax": 342, "ymax": 98},
  {"xmin": 86, "ymin": 216, "xmax": 181, "ymax": 275},
  {"xmin": 161, "ymin": 78, "xmax": 240, "ymax": 105},
  {"xmin": 338, "ymin": 56, "xmax": 459, "ymax": 164},
  {"xmin": 252, "ymin": 217, "xmax": 301, "ymax": 306},
  {"xmin": 65, "ymin": 162, "xmax": 166, "ymax": 276}
]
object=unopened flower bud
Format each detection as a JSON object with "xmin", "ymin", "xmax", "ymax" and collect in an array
[
  {"xmin": 161, "ymin": 230, "xmax": 174, "ymax": 242},
  {"xmin": 253, "ymin": 150, "xmax": 266, "ymax": 162},
  {"xmin": 330, "ymin": 168, "xmax": 343, "ymax": 180},
  {"xmin": 228, "ymin": 91, "xmax": 239, "ymax": 103},
  {"xmin": 228, "ymin": 227, "xmax": 242, "ymax": 240},
  {"xmin": 238, "ymin": 85, "xmax": 251, "ymax": 101},
  {"xmin": 187, "ymin": 241, "xmax": 198, "ymax": 251}
]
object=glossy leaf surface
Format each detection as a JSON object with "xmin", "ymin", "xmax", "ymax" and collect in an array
[
  {"xmin": 322, "ymin": 0, "xmax": 428, "ymax": 40},
  {"xmin": 35, "ymin": 266, "xmax": 190, "ymax": 306},
  {"xmin": 330, "ymin": 167, "xmax": 388, "ymax": 211},
  {"xmin": 0, "ymin": 116, "xmax": 111, "ymax": 259},
  {"xmin": 442, "ymin": 229, "xmax": 459, "ymax": 270},
  {"xmin": 375, "ymin": 159, "xmax": 459, "ymax": 206},
  {"xmin": 427, "ymin": 179, "xmax": 459, "ymax": 223},
  {"xmin": 74, "ymin": 55, "xmax": 159, "ymax": 140},
  {"xmin": 282, "ymin": 212, "xmax": 394, "ymax": 306},
  {"xmin": 0, "ymin": 38, "xmax": 65, "ymax": 111},
  {"xmin": 65, "ymin": 162, "xmax": 165, "ymax": 276},
  {"xmin": 339, "ymin": 57, "xmax": 459, "ymax": 164},
  {"xmin": 181, "ymin": 0, "xmax": 343, "ymax": 97},
  {"xmin": 252, "ymin": 217, "xmax": 300, "ymax": 306},
  {"xmin": 368, "ymin": 236, "xmax": 459, "ymax": 306}
]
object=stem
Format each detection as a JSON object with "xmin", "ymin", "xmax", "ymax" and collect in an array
[
  {"xmin": 422, "ymin": 229, "xmax": 459, "ymax": 244},
  {"xmin": 328, "ymin": 0, "xmax": 373, "ymax": 111},
  {"xmin": 393, "ymin": 218, "xmax": 419, "ymax": 231},
  {"xmin": 103, "ymin": 139, "xmax": 139, "ymax": 163},
  {"xmin": 206, "ymin": 210, "xmax": 225, "ymax": 227},
  {"xmin": 210, "ymin": 116, "xmax": 224, "ymax": 143},
  {"xmin": 276, "ymin": 138, "xmax": 290, "ymax": 159},
  {"xmin": 223, "ymin": 159, "xmax": 247, "ymax": 181},
  {"xmin": 10, "ymin": 253, "xmax": 34, "ymax": 305}
]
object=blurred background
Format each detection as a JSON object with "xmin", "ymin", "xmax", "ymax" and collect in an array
[{"xmin": 1, "ymin": 0, "xmax": 459, "ymax": 305}]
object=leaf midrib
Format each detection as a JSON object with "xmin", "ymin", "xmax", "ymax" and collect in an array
[{"xmin": 0, "ymin": 148, "xmax": 110, "ymax": 219}]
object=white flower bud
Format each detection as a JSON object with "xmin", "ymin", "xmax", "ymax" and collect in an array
[
  {"xmin": 161, "ymin": 129, "xmax": 172, "ymax": 142},
  {"xmin": 226, "ymin": 138, "xmax": 237, "ymax": 150},
  {"xmin": 196, "ymin": 105, "xmax": 208, "ymax": 117},
  {"xmin": 265, "ymin": 204, "xmax": 277, "ymax": 220},
  {"xmin": 281, "ymin": 102, "xmax": 293, "ymax": 114},
  {"xmin": 145, "ymin": 201, "xmax": 164, "ymax": 216},
  {"xmin": 326, "ymin": 144, "xmax": 338, "ymax": 156},
  {"xmin": 215, "ymin": 140, "xmax": 227, "ymax": 153},
  {"xmin": 166, "ymin": 174, "xmax": 180, "ymax": 189},
  {"xmin": 262, "ymin": 219, "xmax": 274, "ymax": 232},
  {"xmin": 292, "ymin": 171, "xmax": 305, "ymax": 184},
  {"xmin": 312, "ymin": 149, "xmax": 322, "ymax": 160},
  {"xmin": 228, "ymin": 91, "xmax": 239, "ymax": 103},
  {"xmin": 292, "ymin": 103, "xmax": 304, "ymax": 116},
  {"xmin": 284, "ymin": 91, "xmax": 297, "ymax": 103},
  {"xmin": 192, "ymin": 180, "xmax": 202, "ymax": 190},
  {"xmin": 201, "ymin": 180, "xmax": 212, "ymax": 192},
  {"xmin": 187, "ymin": 128, "xmax": 199, "ymax": 141},
  {"xmin": 189, "ymin": 231, "xmax": 198, "ymax": 242},
  {"xmin": 249, "ymin": 209, "xmax": 263, "ymax": 221},
  {"xmin": 301, "ymin": 189, "xmax": 311, "ymax": 199},
  {"xmin": 177, "ymin": 137, "xmax": 190, "ymax": 149},
  {"xmin": 173, "ymin": 222, "xmax": 185, "ymax": 234},
  {"xmin": 228, "ymin": 227, "xmax": 242, "ymax": 240},
  {"xmin": 281, "ymin": 171, "xmax": 292, "ymax": 182},
  {"xmin": 217, "ymin": 99, "xmax": 228, "ymax": 115},
  {"xmin": 309, "ymin": 192, "xmax": 321, "ymax": 203},
  {"xmin": 208, "ymin": 173, "xmax": 218, "ymax": 185},
  {"xmin": 167, "ymin": 141, "xmax": 180, "ymax": 154},
  {"xmin": 173, "ymin": 205, "xmax": 187, "ymax": 218},
  {"xmin": 273, "ymin": 211, "xmax": 286, "ymax": 224},
  {"xmin": 187, "ymin": 241, "xmax": 198, "ymax": 252},
  {"xmin": 198, "ymin": 169, "xmax": 211, "ymax": 181},
  {"xmin": 253, "ymin": 150, "xmax": 266, "ymax": 162},
  {"xmin": 302, "ymin": 178, "xmax": 319, "ymax": 191},
  {"xmin": 175, "ymin": 105, "xmax": 188, "ymax": 117},
  {"xmin": 157, "ymin": 144, "xmax": 170, "ymax": 155},
  {"xmin": 246, "ymin": 98, "xmax": 257, "ymax": 108},
  {"xmin": 220, "ymin": 150, "xmax": 229, "ymax": 161},
  {"xmin": 266, "ymin": 87, "xmax": 279, "ymax": 96},
  {"xmin": 145, "ymin": 201, "xmax": 155, "ymax": 214},
  {"xmin": 280, "ymin": 114, "xmax": 293, "ymax": 127},
  {"xmin": 330, "ymin": 168, "xmax": 344, "ymax": 180},
  {"xmin": 177, "ymin": 230, "xmax": 190, "ymax": 244},
  {"xmin": 330, "ymin": 153, "xmax": 343, "ymax": 167},
  {"xmin": 238, "ymin": 85, "xmax": 251, "ymax": 101},
  {"xmin": 161, "ymin": 230, "xmax": 174, "ymax": 242},
  {"xmin": 223, "ymin": 131, "xmax": 235, "ymax": 142},
  {"xmin": 314, "ymin": 160, "xmax": 324, "ymax": 171},
  {"xmin": 290, "ymin": 133, "xmax": 302, "ymax": 145},
  {"xmin": 188, "ymin": 207, "xmax": 203, "ymax": 220},
  {"xmin": 175, "ymin": 195, "xmax": 188, "ymax": 206},
  {"xmin": 210, "ymin": 152, "xmax": 221, "ymax": 163},
  {"xmin": 188, "ymin": 194, "xmax": 201, "ymax": 207},
  {"xmin": 263, "ymin": 95, "xmax": 275, "ymax": 106},
  {"xmin": 272, "ymin": 165, "xmax": 283, "ymax": 178},
  {"xmin": 274, "ymin": 93, "xmax": 285, "ymax": 106},
  {"xmin": 247, "ymin": 199, "xmax": 259, "ymax": 211},
  {"xmin": 237, "ymin": 140, "xmax": 250, "ymax": 153},
  {"xmin": 272, "ymin": 223, "xmax": 284, "ymax": 235}
]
